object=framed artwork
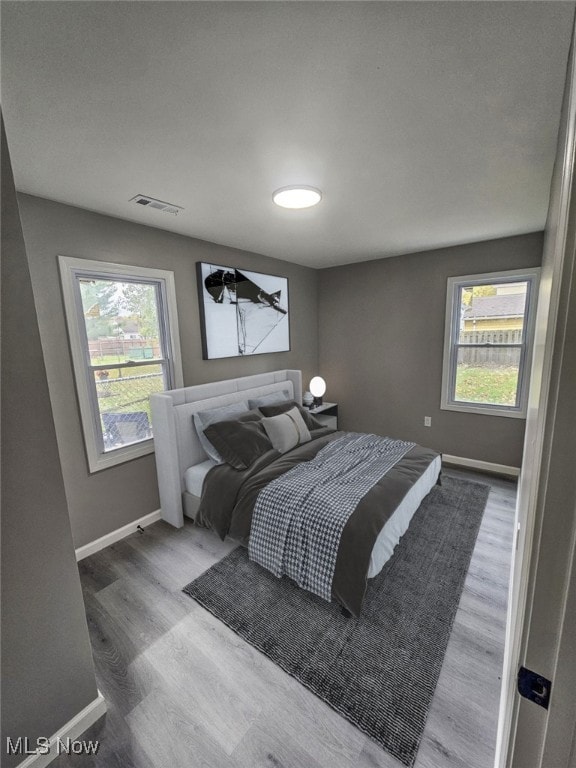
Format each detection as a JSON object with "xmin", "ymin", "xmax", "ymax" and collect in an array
[{"xmin": 196, "ymin": 262, "xmax": 290, "ymax": 359}]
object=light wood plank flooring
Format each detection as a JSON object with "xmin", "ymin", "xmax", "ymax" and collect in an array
[{"xmin": 54, "ymin": 468, "xmax": 516, "ymax": 768}]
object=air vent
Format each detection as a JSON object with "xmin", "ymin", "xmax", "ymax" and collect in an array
[{"xmin": 129, "ymin": 194, "xmax": 183, "ymax": 216}]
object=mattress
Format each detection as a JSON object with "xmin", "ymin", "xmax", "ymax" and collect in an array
[
  {"xmin": 184, "ymin": 459, "xmax": 218, "ymax": 497},
  {"xmin": 367, "ymin": 454, "xmax": 442, "ymax": 577}
]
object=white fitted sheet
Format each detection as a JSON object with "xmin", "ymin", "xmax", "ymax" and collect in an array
[
  {"xmin": 184, "ymin": 459, "xmax": 218, "ymax": 497},
  {"xmin": 367, "ymin": 455, "xmax": 442, "ymax": 578}
]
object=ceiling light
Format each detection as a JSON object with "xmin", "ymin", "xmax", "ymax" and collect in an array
[{"xmin": 272, "ymin": 186, "xmax": 322, "ymax": 209}]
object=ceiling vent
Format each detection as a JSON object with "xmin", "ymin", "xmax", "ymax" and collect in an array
[{"xmin": 129, "ymin": 194, "xmax": 183, "ymax": 215}]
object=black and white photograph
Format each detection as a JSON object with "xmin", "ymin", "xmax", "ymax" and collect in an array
[{"xmin": 197, "ymin": 262, "xmax": 290, "ymax": 359}]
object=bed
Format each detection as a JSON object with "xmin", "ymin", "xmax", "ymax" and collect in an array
[{"xmin": 150, "ymin": 370, "xmax": 441, "ymax": 615}]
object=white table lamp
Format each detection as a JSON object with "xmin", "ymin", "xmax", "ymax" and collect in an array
[{"xmin": 310, "ymin": 376, "xmax": 326, "ymax": 407}]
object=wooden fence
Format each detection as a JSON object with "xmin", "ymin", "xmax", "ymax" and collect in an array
[
  {"xmin": 458, "ymin": 329, "xmax": 522, "ymax": 367},
  {"xmin": 88, "ymin": 339, "xmax": 161, "ymax": 360}
]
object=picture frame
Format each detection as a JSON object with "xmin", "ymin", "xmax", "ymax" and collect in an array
[{"xmin": 196, "ymin": 262, "xmax": 290, "ymax": 359}]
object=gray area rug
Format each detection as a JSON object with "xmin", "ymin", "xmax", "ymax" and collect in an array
[{"xmin": 183, "ymin": 476, "xmax": 490, "ymax": 767}]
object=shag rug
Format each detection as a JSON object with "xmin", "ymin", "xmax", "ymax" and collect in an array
[{"xmin": 183, "ymin": 476, "xmax": 490, "ymax": 767}]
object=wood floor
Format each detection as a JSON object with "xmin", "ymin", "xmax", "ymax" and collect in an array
[{"xmin": 55, "ymin": 467, "xmax": 516, "ymax": 768}]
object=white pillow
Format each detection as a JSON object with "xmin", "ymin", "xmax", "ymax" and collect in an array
[
  {"xmin": 193, "ymin": 401, "xmax": 249, "ymax": 463},
  {"xmin": 248, "ymin": 390, "xmax": 291, "ymax": 410},
  {"xmin": 261, "ymin": 407, "xmax": 311, "ymax": 454}
]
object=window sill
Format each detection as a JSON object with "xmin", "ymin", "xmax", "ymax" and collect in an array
[
  {"xmin": 440, "ymin": 402, "xmax": 527, "ymax": 419},
  {"xmin": 87, "ymin": 438, "xmax": 154, "ymax": 473}
]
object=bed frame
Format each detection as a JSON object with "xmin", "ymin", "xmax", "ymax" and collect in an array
[{"xmin": 150, "ymin": 369, "xmax": 302, "ymax": 528}]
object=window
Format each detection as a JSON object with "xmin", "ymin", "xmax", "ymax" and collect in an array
[
  {"xmin": 59, "ymin": 256, "xmax": 183, "ymax": 472},
  {"xmin": 441, "ymin": 268, "xmax": 540, "ymax": 418}
]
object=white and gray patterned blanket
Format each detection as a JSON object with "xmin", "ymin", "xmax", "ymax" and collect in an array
[{"xmin": 248, "ymin": 433, "xmax": 415, "ymax": 602}]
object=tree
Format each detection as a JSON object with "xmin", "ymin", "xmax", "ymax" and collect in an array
[
  {"xmin": 79, "ymin": 279, "xmax": 119, "ymax": 339},
  {"xmin": 79, "ymin": 279, "xmax": 160, "ymax": 340},
  {"xmin": 461, "ymin": 284, "xmax": 496, "ymax": 306},
  {"xmin": 120, "ymin": 283, "xmax": 159, "ymax": 339}
]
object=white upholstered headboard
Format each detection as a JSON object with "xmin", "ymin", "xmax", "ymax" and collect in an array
[{"xmin": 150, "ymin": 369, "xmax": 302, "ymax": 528}]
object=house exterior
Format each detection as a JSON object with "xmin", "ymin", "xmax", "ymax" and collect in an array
[{"xmin": 463, "ymin": 285, "xmax": 527, "ymax": 332}]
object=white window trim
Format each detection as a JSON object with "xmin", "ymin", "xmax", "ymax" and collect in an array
[
  {"xmin": 59, "ymin": 256, "xmax": 183, "ymax": 472},
  {"xmin": 440, "ymin": 267, "xmax": 540, "ymax": 419}
]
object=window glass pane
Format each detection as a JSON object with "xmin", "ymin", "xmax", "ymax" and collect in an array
[
  {"xmin": 94, "ymin": 365, "xmax": 167, "ymax": 450},
  {"xmin": 458, "ymin": 281, "xmax": 528, "ymax": 344},
  {"xmin": 79, "ymin": 278, "xmax": 164, "ymax": 364},
  {"xmin": 454, "ymin": 346, "xmax": 521, "ymax": 407}
]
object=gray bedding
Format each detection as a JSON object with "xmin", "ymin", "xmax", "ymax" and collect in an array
[{"xmin": 197, "ymin": 429, "xmax": 440, "ymax": 616}]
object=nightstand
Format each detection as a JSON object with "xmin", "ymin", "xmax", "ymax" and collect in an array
[{"xmin": 308, "ymin": 402, "xmax": 338, "ymax": 430}]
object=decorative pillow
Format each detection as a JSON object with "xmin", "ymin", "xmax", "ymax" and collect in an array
[
  {"xmin": 258, "ymin": 400, "xmax": 324, "ymax": 431},
  {"xmin": 247, "ymin": 390, "xmax": 291, "ymax": 410},
  {"xmin": 193, "ymin": 401, "xmax": 249, "ymax": 462},
  {"xmin": 203, "ymin": 418, "xmax": 272, "ymax": 470},
  {"xmin": 261, "ymin": 407, "xmax": 311, "ymax": 454}
]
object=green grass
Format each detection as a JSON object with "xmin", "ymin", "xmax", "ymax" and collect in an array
[
  {"xmin": 97, "ymin": 375, "xmax": 164, "ymax": 411},
  {"xmin": 455, "ymin": 365, "xmax": 519, "ymax": 406}
]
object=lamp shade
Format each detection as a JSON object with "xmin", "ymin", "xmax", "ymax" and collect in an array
[{"xmin": 309, "ymin": 376, "xmax": 326, "ymax": 398}]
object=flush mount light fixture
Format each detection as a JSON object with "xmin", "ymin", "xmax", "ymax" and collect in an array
[{"xmin": 272, "ymin": 186, "xmax": 322, "ymax": 209}]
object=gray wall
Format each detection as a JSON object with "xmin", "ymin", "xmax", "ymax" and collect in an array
[
  {"xmin": 1, "ymin": 122, "xmax": 98, "ymax": 766},
  {"xmin": 17, "ymin": 193, "xmax": 319, "ymax": 548},
  {"xmin": 318, "ymin": 233, "xmax": 543, "ymax": 467}
]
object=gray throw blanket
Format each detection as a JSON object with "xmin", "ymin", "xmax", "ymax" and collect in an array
[{"xmin": 248, "ymin": 433, "xmax": 415, "ymax": 602}]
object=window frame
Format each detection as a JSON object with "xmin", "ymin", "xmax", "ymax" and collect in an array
[
  {"xmin": 440, "ymin": 267, "xmax": 540, "ymax": 419},
  {"xmin": 59, "ymin": 256, "xmax": 183, "ymax": 472}
]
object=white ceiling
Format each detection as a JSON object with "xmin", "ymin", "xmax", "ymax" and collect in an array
[{"xmin": 2, "ymin": 2, "xmax": 574, "ymax": 268}]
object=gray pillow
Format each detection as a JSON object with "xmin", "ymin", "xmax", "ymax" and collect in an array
[
  {"xmin": 261, "ymin": 407, "xmax": 311, "ymax": 454},
  {"xmin": 248, "ymin": 390, "xmax": 291, "ymax": 410},
  {"xmin": 258, "ymin": 399, "xmax": 325, "ymax": 431},
  {"xmin": 193, "ymin": 401, "xmax": 249, "ymax": 462},
  {"xmin": 203, "ymin": 418, "xmax": 272, "ymax": 470}
]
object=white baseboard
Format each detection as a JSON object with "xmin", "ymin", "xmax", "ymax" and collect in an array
[
  {"xmin": 75, "ymin": 509, "xmax": 161, "ymax": 561},
  {"xmin": 15, "ymin": 693, "xmax": 107, "ymax": 768},
  {"xmin": 443, "ymin": 454, "xmax": 520, "ymax": 478}
]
